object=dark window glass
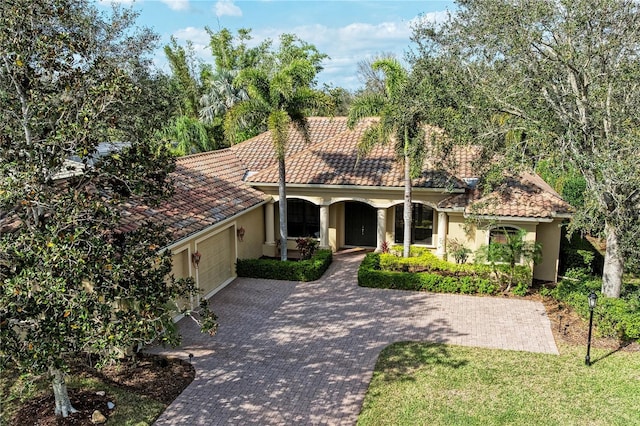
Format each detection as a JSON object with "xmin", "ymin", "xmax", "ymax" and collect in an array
[
  {"xmin": 394, "ymin": 204, "xmax": 434, "ymax": 245},
  {"xmin": 287, "ymin": 199, "xmax": 320, "ymax": 238}
]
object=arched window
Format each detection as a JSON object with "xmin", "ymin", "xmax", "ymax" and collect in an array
[
  {"xmin": 287, "ymin": 199, "xmax": 320, "ymax": 238},
  {"xmin": 394, "ymin": 203, "xmax": 434, "ymax": 245}
]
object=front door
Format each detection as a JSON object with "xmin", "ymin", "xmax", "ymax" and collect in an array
[{"xmin": 344, "ymin": 202, "xmax": 377, "ymax": 247}]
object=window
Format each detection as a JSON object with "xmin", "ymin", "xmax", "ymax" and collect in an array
[
  {"xmin": 287, "ymin": 199, "xmax": 320, "ymax": 238},
  {"xmin": 394, "ymin": 203, "xmax": 434, "ymax": 245},
  {"xmin": 489, "ymin": 226, "xmax": 520, "ymax": 245}
]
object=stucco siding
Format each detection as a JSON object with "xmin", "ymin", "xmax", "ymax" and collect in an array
[
  {"xmin": 534, "ymin": 220, "xmax": 563, "ymax": 282},
  {"xmin": 236, "ymin": 207, "xmax": 265, "ymax": 260}
]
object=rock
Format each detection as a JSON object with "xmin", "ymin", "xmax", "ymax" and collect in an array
[
  {"xmin": 107, "ymin": 401, "xmax": 115, "ymax": 410},
  {"xmin": 96, "ymin": 391, "xmax": 106, "ymax": 396},
  {"xmin": 91, "ymin": 410, "xmax": 107, "ymax": 424}
]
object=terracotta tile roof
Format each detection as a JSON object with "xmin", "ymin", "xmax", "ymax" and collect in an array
[
  {"xmin": 119, "ymin": 149, "xmax": 267, "ymax": 242},
  {"xmin": 229, "ymin": 116, "xmax": 351, "ymax": 172},
  {"xmin": 438, "ymin": 172, "xmax": 574, "ymax": 219},
  {"xmin": 118, "ymin": 117, "xmax": 571, "ymax": 241},
  {"xmin": 246, "ymin": 118, "xmax": 466, "ymax": 189}
]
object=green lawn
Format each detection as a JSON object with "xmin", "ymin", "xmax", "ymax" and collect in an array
[{"xmin": 358, "ymin": 342, "xmax": 640, "ymax": 426}]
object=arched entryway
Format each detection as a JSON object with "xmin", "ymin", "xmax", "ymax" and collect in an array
[{"xmin": 344, "ymin": 201, "xmax": 377, "ymax": 247}]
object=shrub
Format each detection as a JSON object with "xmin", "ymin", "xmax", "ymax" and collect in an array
[
  {"xmin": 558, "ymin": 230, "xmax": 604, "ymax": 276},
  {"xmin": 551, "ymin": 274, "xmax": 640, "ymax": 342},
  {"xmin": 295, "ymin": 237, "xmax": 319, "ymax": 260},
  {"xmin": 237, "ymin": 249, "xmax": 332, "ymax": 282},
  {"xmin": 358, "ymin": 253, "xmax": 499, "ymax": 295},
  {"xmin": 375, "ymin": 248, "xmax": 530, "ymax": 293},
  {"xmin": 448, "ymin": 238, "xmax": 472, "ymax": 264}
]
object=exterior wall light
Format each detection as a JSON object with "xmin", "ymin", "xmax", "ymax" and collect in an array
[{"xmin": 191, "ymin": 251, "xmax": 202, "ymax": 268}]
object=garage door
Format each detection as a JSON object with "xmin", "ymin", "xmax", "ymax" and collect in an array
[{"xmin": 196, "ymin": 227, "xmax": 234, "ymax": 296}]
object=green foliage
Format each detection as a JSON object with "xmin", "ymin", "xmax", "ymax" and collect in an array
[
  {"xmin": 159, "ymin": 115, "xmax": 220, "ymax": 156},
  {"xmin": 412, "ymin": 0, "xmax": 640, "ymax": 297},
  {"xmin": 558, "ymin": 229, "xmax": 604, "ymax": 276},
  {"xmin": 0, "ymin": 0, "xmax": 216, "ymax": 413},
  {"xmin": 475, "ymin": 228, "xmax": 541, "ymax": 292},
  {"xmin": 447, "ymin": 238, "xmax": 472, "ymax": 264},
  {"xmin": 236, "ymin": 249, "xmax": 332, "ymax": 282},
  {"xmin": 551, "ymin": 274, "xmax": 640, "ymax": 342},
  {"xmin": 358, "ymin": 253, "xmax": 499, "ymax": 295},
  {"xmin": 163, "ymin": 36, "xmax": 205, "ymax": 118}
]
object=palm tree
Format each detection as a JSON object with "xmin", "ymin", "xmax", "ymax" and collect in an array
[
  {"xmin": 347, "ymin": 58, "xmax": 426, "ymax": 258},
  {"xmin": 224, "ymin": 59, "xmax": 326, "ymax": 261},
  {"xmin": 199, "ymin": 69, "xmax": 249, "ymax": 125},
  {"xmin": 476, "ymin": 228, "xmax": 542, "ymax": 292}
]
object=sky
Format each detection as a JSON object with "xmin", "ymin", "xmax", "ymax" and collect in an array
[{"xmin": 96, "ymin": 0, "xmax": 457, "ymax": 91}]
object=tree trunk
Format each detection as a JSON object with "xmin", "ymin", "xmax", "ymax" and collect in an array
[
  {"xmin": 278, "ymin": 157, "xmax": 288, "ymax": 261},
  {"xmin": 602, "ymin": 221, "xmax": 623, "ymax": 298},
  {"xmin": 50, "ymin": 367, "xmax": 78, "ymax": 418},
  {"xmin": 403, "ymin": 152, "xmax": 412, "ymax": 258}
]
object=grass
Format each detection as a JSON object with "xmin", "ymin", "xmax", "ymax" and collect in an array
[
  {"xmin": 358, "ymin": 342, "xmax": 640, "ymax": 426},
  {"xmin": 1, "ymin": 371, "xmax": 165, "ymax": 425}
]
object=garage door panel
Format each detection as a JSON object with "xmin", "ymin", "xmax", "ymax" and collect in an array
[{"xmin": 197, "ymin": 228, "xmax": 234, "ymax": 295}]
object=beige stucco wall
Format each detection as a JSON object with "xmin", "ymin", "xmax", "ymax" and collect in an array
[
  {"xmin": 235, "ymin": 205, "xmax": 266, "ymax": 260},
  {"xmin": 534, "ymin": 219, "xmax": 563, "ymax": 282},
  {"xmin": 166, "ymin": 205, "xmax": 265, "ymax": 318},
  {"xmin": 253, "ymin": 184, "xmax": 566, "ymax": 281}
]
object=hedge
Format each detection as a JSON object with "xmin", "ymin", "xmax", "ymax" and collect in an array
[
  {"xmin": 358, "ymin": 253, "xmax": 499, "ymax": 295},
  {"xmin": 551, "ymin": 270, "xmax": 640, "ymax": 342},
  {"xmin": 236, "ymin": 249, "xmax": 332, "ymax": 282},
  {"xmin": 558, "ymin": 229, "xmax": 604, "ymax": 276}
]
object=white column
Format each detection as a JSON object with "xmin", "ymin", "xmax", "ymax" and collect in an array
[
  {"xmin": 265, "ymin": 201, "xmax": 275, "ymax": 244},
  {"xmin": 436, "ymin": 211, "xmax": 448, "ymax": 259},
  {"xmin": 376, "ymin": 207, "xmax": 387, "ymax": 252},
  {"xmin": 319, "ymin": 204, "xmax": 330, "ymax": 249}
]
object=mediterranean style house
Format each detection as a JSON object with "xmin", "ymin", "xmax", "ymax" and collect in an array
[{"xmin": 120, "ymin": 117, "xmax": 573, "ymax": 306}]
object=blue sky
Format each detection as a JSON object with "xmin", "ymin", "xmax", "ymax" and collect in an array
[{"xmin": 97, "ymin": 1, "xmax": 457, "ymax": 91}]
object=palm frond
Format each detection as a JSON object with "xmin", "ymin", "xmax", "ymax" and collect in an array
[{"xmin": 346, "ymin": 93, "xmax": 386, "ymax": 128}]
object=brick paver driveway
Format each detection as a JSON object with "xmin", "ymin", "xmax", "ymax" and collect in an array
[{"xmin": 150, "ymin": 252, "xmax": 557, "ymax": 425}]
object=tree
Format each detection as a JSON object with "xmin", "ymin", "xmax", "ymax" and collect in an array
[
  {"xmin": 197, "ymin": 28, "xmax": 270, "ymax": 144},
  {"xmin": 475, "ymin": 228, "xmax": 542, "ymax": 293},
  {"xmin": 347, "ymin": 58, "xmax": 428, "ymax": 258},
  {"xmin": 356, "ymin": 52, "xmax": 397, "ymax": 96},
  {"xmin": 0, "ymin": 0, "xmax": 214, "ymax": 417},
  {"xmin": 412, "ymin": 0, "xmax": 640, "ymax": 297},
  {"xmin": 224, "ymin": 35, "xmax": 329, "ymax": 261},
  {"xmin": 205, "ymin": 27, "xmax": 270, "ymax": 72}
]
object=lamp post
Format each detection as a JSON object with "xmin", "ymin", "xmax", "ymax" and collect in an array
[{"xmin": 585, "ymin": 291, "xmax": 597, "ymax": 366}]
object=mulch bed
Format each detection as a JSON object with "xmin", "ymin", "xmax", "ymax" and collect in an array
[{"xmin": 10, "ymin": 354, "xmax": 194, "ymax": 426}]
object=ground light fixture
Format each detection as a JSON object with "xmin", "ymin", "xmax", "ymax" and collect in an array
[{"xmin": 585, "ymin": 291, "xmax": 597, "ymax": 366}]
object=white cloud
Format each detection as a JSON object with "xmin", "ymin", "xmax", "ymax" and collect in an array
[
  {"xmin": 161, "ymin": 0, "xmax": 190, "ymax": 11},
  {"xmin": 170, "ymin": 27, "xmax": 214, "ymax": 69},
  {"xmin": 215, "ymin": 0, "xmax": 242, "ymax": 17},
  {"xmin": 161, "ymin": 11, "xmax": 449, "ymax": 91},
  {"xmin": 246, "ymin": 20, "xmax": 414, "ymax": 90}
]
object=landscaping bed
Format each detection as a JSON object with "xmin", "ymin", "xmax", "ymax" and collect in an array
[
  {"xmin": 236, "ymin": 248, "xmax": 332, "ymax": 282},
  {"xmin": 1, "ymin": 353, "xmax": 194, "ymax": 425},
  {"xmin": 358, "ymin": 249, "xmax": 531, "ymax": 295}
]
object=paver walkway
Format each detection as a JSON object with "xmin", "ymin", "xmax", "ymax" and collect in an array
[{"xmin": 150, "ymin": 252, "xmax": 557, "ymax": 425}]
